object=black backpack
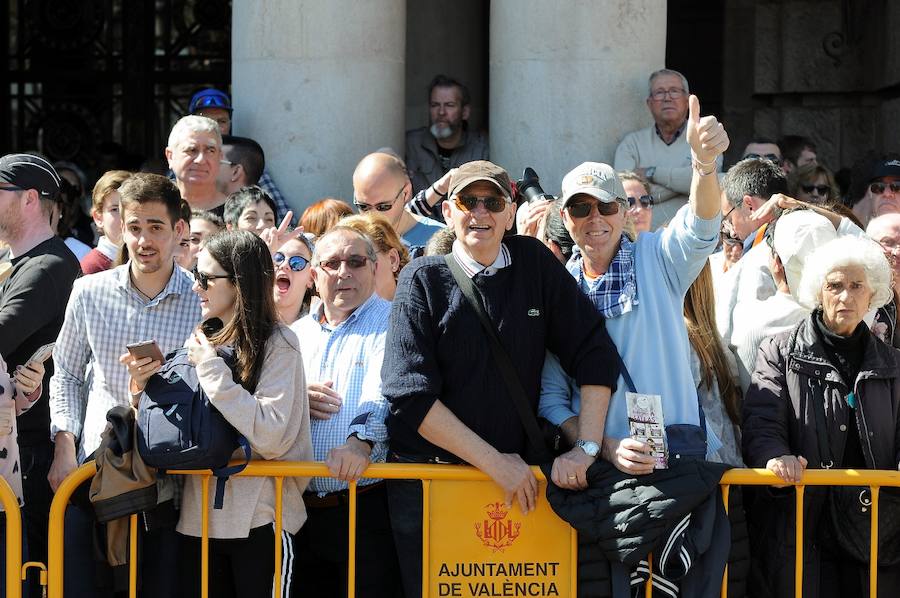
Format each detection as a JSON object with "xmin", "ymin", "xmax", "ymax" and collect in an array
[{"xmin": 136, "ymin": 347, "xmax": 250, "ymax": 509}]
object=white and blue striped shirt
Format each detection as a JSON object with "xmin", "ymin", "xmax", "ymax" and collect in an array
[
  {"xmin": 50, "ymin": 264, "xmax": 201, "ymax": 461},
  {"xmin": 292, "ymin": 293, "xmax": 391, "ymax": 495}
]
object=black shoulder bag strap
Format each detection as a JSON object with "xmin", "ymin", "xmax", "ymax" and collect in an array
[{"xmin": 444, "ymin": 254, "xmax": 552, "ymax": 463}]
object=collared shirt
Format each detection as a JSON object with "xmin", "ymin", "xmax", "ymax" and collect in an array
[
  {"xmin": 292, "ymin": 293, "xmax": 392, "ymax": 495},
  {"xmin": 50, "ymin": 264, "xmax": 201, "ymax": 461},
  {"xmin": 451, "ymin": 239, "xmax": 512, "ymax": 278},
  {"xmin": 566, "ymin": 235, "xmax": 639, "ymax": 318},
  {"xmin": 654, "ymin": 121, "xmax": 687, "ymax": 146}
]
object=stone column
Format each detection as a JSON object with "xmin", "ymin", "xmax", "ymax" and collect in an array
[
  {"xmin": 232, "ymin": 0, "xmax": 406, "ymax": 212},
  {"xmin": 490, "ymin": 0, "xmax": 667, "ymax": 194}
]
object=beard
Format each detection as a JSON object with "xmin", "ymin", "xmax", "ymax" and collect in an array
[{"xmin": 430, "ymin": 122, "xmax": 457, "ymax": 140}]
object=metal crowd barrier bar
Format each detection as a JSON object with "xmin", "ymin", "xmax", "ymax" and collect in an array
[
  {"xmin": 0, "ymin": 475, "xmax": 22, "ymax": 598},
  {"xmin": 44, "ymin": 463, "xmax": 900, "ymax": 598}
]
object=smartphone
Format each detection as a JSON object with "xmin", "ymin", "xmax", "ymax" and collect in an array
[
  {"xmin": 27, "ymin": 342, "xmax": 55, "ymax": 365},
  {"xmin": 126, "ymin": 340, "xmax": 165, "ymax": 364}
]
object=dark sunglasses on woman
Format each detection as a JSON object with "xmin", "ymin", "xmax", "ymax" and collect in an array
[
  {"xmin": 627, "ymin": 195, "xmax": 653, "ymax": 209},
  {"xmin": 801, "ymin": 184, "xmax": 830, "ymax": 196},
  {"xmin": 192, "ymin": 266, "xmax": 233, "ymax": 291},
  {"xmin": 273, "ymin": 252, "xmax": 309, "ymax": 272}
]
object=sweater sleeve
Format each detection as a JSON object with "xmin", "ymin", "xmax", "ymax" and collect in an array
[
  {"xmin": 196, "ymin": 329, "xmax": 306, "ymax": 460},
  {"xmin": 613, "ymin": 133, "xmax": 639, "ymax": 171},
  {"xmin": 380, "ymin": 266, "xmax": 443, "ymax": 432},
  {"xmin": 741, "ymin": 335, "xmax": 793, "ymax": 467},
  {"xmin": 0, "ymin": 257, "xmax": 70, "ymax": 358}
]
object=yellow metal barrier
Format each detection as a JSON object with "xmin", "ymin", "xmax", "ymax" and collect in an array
[
  {"xmin": 43, "ymin": 463, "xmax": 900, "ymax": 598},
  {"xmin": 0, "ymin": 475, "xmax": 22, "ymax": 598}
]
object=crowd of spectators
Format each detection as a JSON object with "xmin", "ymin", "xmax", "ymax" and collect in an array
[{"xmin": 1, "ymin": 68, "xmax": 900, "ymax": 598}]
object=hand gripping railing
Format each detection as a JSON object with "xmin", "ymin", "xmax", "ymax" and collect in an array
[{"xmin": 43, "ymin": 463, "xmax": 900, "ymax": 598}]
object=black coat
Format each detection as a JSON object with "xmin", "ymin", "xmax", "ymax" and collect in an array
[
  {"xmin": 545, "ymin": 458, "xmax": 731, "ymax": 597},
  {"xmin": 742, "ymin": 313, "xmax": 900, "ymax": 597}
]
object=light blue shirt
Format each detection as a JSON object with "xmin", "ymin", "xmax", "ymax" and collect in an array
[
  {"xmin": 539, "ymin": 204, "xmax": 723, "ymax": 455},
  {"xmin": 50, "ymin": 264, "xmax": 201, "ymax": 461},
  {"xmin": 292, "ymin": 293, "xmax": 392, "ymax": 495}
]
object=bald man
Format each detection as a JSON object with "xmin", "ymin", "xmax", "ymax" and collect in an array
[
  {"xmin": 867, "ymin": 213, "xmax": 900, "ymax": 347},
  {"xmin": 352, "ymin": 152, "xmax": 444, "ymax": 257}
]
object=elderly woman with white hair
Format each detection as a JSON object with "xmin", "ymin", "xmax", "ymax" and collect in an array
[{"xmin": 742, "ymin": 235, "xmax": 900, "ymax": 597}]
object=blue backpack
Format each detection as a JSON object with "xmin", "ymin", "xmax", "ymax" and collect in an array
[{"xmin": 136, "ymin": 347, "xmax": 250, "ymax": 509}]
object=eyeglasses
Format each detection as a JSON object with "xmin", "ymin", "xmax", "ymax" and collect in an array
[
  {"xmin": 744, "ymin": 153, "xmax": 782, "ymax": 164},
  {"xmin": 273, "ymin": 252, "xmax": 309, "ymax": 272},
  {"xmin": 627, "ymin": 195, "xmax": 654, "ymax": 209},
  {"xmin": 355, "ymin": 184, "xmax": 405, "ymax": 213},
  {"xmin": 869, "ymin": 181, "xmax": 900, "ymax": 195},
  {"xmin": 566, "ymin": 199, "xmax": 620, "ymax": 219},
  {"xmin": 317, "ymin": 255, "xmax": 370, "ymax": 272},
  {"xmin": 801, "ymin": 184, "xmax": 830, "ymax": 197},
  {"xmin": 454, "ymin": 194, "xmax": 508, "ymax": 213},
  {"xmin": 192, "ymin": 266, "xmax": 233, "ymax": 290},
  {"xmin": 650, "ymin": 88, "xmax": 686, "ymax": 101}
]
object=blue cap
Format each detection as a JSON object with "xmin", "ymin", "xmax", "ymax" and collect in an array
[{"xmin": 188, "ymin": 88, "xmax": 232, "ymax": 114}]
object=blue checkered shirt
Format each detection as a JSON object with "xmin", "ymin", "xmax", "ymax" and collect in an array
[
  {"xmin": 291, "ymin": 293, "xmax": 391, "ymax": 495},
  {"xmin": 566, "ymin": 235, "xmax": 639, "ymax": 319},
  {"xmin": 50, "ymin": 264, "xmax": 201, "ymax": 461},
  {"xmin": 257, "ymin": 168, "xmax": 293, "ymax": 225}
]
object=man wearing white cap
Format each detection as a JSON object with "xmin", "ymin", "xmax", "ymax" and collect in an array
[{"xmin": 547, "ymin": 95, "xmax": 729, "ymax": 474}]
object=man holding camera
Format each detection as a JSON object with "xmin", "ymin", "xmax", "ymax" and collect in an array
[
  {"xmin": 49, "ymin": 173, "xmax": 200, "ymax": 597},
  {"xmin": 382, "ymin": 160, "xmax": 618, "ymax": 598}
]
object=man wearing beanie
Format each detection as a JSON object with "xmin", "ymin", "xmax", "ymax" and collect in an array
[{"xmin": 0, "ymin": 153, "xmax": 80, "ymax": 592}]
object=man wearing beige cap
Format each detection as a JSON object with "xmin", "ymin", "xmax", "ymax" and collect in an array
[
  {"xmin": 382, "ymin": 160, "xmax": 618, "ymax": 597},
  {"xmin": 544, "ymin": 95, "xmax": 730, "ymax": 475}
]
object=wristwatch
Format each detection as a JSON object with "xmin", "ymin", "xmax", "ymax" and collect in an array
[
  {"xmin": 644, "ymin": 166, "xmax": 656, "ymax": 180},
  {"xmin": 348, "ymin": 431, "xmax": 374, "ymax": 449},
  {"xmin": 574, "ymin": 439, "xmax": 600, "ymax": 458}
]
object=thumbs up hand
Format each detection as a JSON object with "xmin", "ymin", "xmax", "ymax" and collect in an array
[{"xmin": 685, "ymin": 94, "xmax": 729, "ymax": 165}]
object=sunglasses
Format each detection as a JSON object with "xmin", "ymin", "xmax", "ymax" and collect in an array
[
  {"xmin": 627, "ymin": 195, "xmax": 653, "ymax": 209},
  {"xmin": 870, "ymin": 181, "xmax": 900, "ymax": 195},
  {"xmin": 801, "ymin": 184, "xmax": 830, "ymax": 196},
  {"xmin": 355, "ymin": 184, "xmax": 405, "ymax": 213},
  {"xmin": 454, "ymin": 194, "xmax": 508, "ymax": 213},
  {"xmin": 193, "ymin": 94, "xmax": 229, "ymax": 109},
  {"xmin": 744, "ymin": 153, "xmax": 782, "ymax": 164},
  {"xmin": 317, "ymin": 255, "xmax": 370, "ymax": 272},
  {"xmin": 566, "ymin": 199, "xmax": 620, "ymax": 219},
  {"xmin": 0, "ymin": 185, "xmax": 26, "ymax": 192},
  {"xmin": 192, "ymin": 266, "xmax": 233, "ymax": 290},
  {"xmin": 721, "ymin": 230, "xmax": 743, "ymax": 247},
  {"xmin": 273, "ymin": 252, "xmax": 309, "ymax": 272}
]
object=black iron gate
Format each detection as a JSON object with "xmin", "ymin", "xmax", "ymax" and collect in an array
[{"xmin": 1, "ymin": 0, "xmax": 231, "ymax": 181}]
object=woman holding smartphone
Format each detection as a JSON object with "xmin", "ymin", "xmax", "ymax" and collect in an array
[{"xmin": 131, "ymin": 230, "xmax": 311, "ymax": 597}]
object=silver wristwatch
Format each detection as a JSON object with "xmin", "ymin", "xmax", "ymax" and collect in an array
[{"xmin": 574, "ymin": 439, "xmax": 600, "ymax": 458}]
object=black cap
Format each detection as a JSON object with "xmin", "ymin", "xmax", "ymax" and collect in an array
[
  {"xmin": 870, "ymin": 158, "xmax": 900, "ymax": 181},
  {"xmin": 0, "ymin": 154, "xmax": 61, "ymax": 199}
]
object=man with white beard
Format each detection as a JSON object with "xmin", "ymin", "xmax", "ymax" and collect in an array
[{"xmin": 405, "ymin": 75, "xmax": 489, "ymax": 221}]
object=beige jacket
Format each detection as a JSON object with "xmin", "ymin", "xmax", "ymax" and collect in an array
[{"xmin": 177, "ymin": 325, "xmax": 312, "ymax": 538}]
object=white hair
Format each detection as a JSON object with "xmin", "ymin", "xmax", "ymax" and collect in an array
[
  {"xmin": 167, "ymin": 115, "xmax": 222, "ymax": 149},
  {"xmin": 648, "ymin": 69, "xmax": 690, "ymax": 96},
  {"xmin": 797, "ymin": 236, "xmax": 893, "ymax": 311}
]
